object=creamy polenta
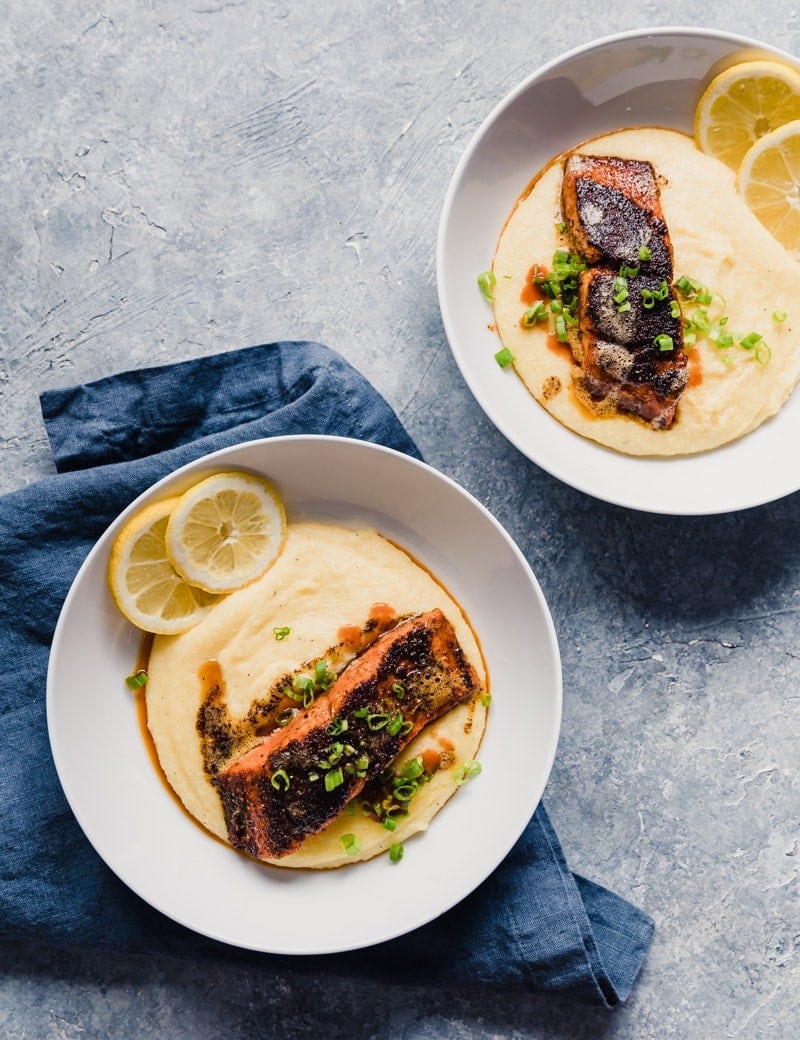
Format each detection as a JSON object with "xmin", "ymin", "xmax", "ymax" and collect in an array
[
  {"xmin": 492, "ymin": 127, "xmax": 800, "ymax": 455},
  {"xmin": 145, "ymin": 521, "xmax": 487, "ymax": 869}
]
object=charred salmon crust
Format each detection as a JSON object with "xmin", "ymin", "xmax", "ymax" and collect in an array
[
  {"xmin": 215, "ymin": 609, "xmax": 481, "ymax": 860},
  {"xmin": 562, "ymin": 153, "xmax": 687, "ymax": 428},
  {"xmin": 561, "ymin": 154, "xmax": 673, "ymax": 277}
]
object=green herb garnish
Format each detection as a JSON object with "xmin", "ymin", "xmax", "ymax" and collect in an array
[
  {"xmin": 478, "ymin": 270, "xmax": 497, "ymax": 301},
  {"xmin": 125, "ymin": 670, "xmax": 148, "ymax": 691},
  {"xmin": 494, "ymin": 346, "xmax": 515, "ymax": 368}
]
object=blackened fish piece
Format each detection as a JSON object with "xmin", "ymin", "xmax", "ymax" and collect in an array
[
  {"xmin": 215, "ymin": 609, "xmax": 481, "ymax": 860},
  {"xmin": 562, "ymin": 154, "xmax": 673, "ymax": 278},
  {"xmin": 582, "ymin": 336, "xmax": 689, "ymax": 428},
  {"xmin": 579, "ymin": 269, "xmax": 682, "ymax": 348}
]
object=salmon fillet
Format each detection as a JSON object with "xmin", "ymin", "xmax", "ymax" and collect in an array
[
  {"xmin": 561, "ymin": 154, "xmax": 673, "ymax": 278},
  {"xmin": 215, "ymin": 608, "xmax": 481, "ymax": 860},
  {"xmin": 562, "ymin": 154, "xmax": 687, "ymax": 428}
]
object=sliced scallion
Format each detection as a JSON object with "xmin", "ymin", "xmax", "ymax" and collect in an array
[
  {"xmin": 339, "ymin": 833, "xmax": 361, "ymax": 856},
  {"xmin": 272, "ymin": 626, "xmax": 290, "ymax": 641},
  {"xmin": 125, "ymin": 670, "xmax": 148, "ymax": 691},
  {"xmin": 478, "ymin": 270, "xmax": 496, "ymax": 301},
  {"xmin": 455, "ymin": 760, "xmax": 482, "ymax": 786},
  {"xmin": 521, "ymin": 301, "xmax": 547, "ymax": 326},
  {"xmin": 270, "ymin": 769, "xmax": 290, "ymax": 792},
  {"xmin": 494, "ymin": 346, "xmax": 515, "ymax": 368},
  {"xmin": 389, "ymin": 843, "xmax": 404, "ymax": 863}
]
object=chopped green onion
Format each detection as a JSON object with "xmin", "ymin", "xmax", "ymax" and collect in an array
[
  {"xmin": 772, "ymin": 310, "xmax": 787, "ymax": 324},
  {"xmin": 391, "ymin": 682, "xmax": 406, "ymax": 699},
  {"xmin": 386, "ymin": 712, "xmax": 405, "ymax": 737},
  {"xmin": 353, "ymin": 706, "xmax": 369, "ymax": 718},
  {"xmin": 272, "ymin": 626, "xmax": 290, "ymax": 641},
  {"xmin": 401, "ymin": 757, "xmax": 424, "ymax": 780},
  {"xmin": 339, "ymin": 833, "xmax": 361, "ymax": 856},
  {"xmin": 381, "ymin": 816, "xmax": 397, "ymax": 831},
  {"xmin": 716, "ymin": 333, "xmax": 734, "ymax": 349},
  {"xmin": 494, "ymin": 346, "xmax": 515, "ymax": 368},
  {"xmin": 670, "ymin": 300, "xmax": 681, "ymax": 319},
  {"xmin": 314, "ymin": 661, "xmax": 335, "ymax": 690},
  {"xmin": 481, "ymin": 693, "xmax": 492, "ymax": 707},
  {"xmin": 478, "ymin": 270, "xmax": 496, "ymax": 301},
  {"xmin": 366, "ymin": 713, "xmax": 389, "ymax": 731},
  {"xmin": 389, "ymin": 843, "xmax": 404, "ymax": 863},
  {"xmin": 554, "ymin": 315, "xmax": 568, "ymax": 342},
  {"xmin": 327, "ymin": 716, "xmax": 348, "ymax": 736},
  {"xmin": 675, "ymin": 275, "xmax": 700, "ymax": 297},
  {"xmin": 276, "ymin": 707, "xmax": 295, "ymax": 727},
  {"xmin": 455, "ymin": 760, "xmax": 482, "ymax": 786},
  {"xmin": 755, "ymin": 342, "xmax": 772, "ymax": 365},
  {"xmin": 555, "ymin": 220, "xmax": 567, "ymax": 233},
  {"xmin": 392, "ymin": 780, "xmax": 419, "ymax": 802},
  {"xmin": 654, "ymin": 334, "xmax": 674, "ymax": 352},
  {"xmin": 617, "ymin": 301, "xmax": 632, "ymax": 314},
  {"xmin": 125, "ymin": 670, "xmax": 148, "ymax": 691},
  {"xmin": 638, "ymin": 245, "xmax": 652, "ymax": 261},
  {"xmin": 270, "ymin": 769, "xmax": 290, "ymax": 791},
  {"xmin": 325, "ymin": 767, "xmax": 344, "ymax": 792},
  {"xmin": 619, "ymin": 264, "xmax": 639, "ymax": 279},
  {"xmin": 614, "ymin": 286, "xmax": 629, "ymax": 305},
  {"xmin": 640, "ymin": 289, "xmax": 655, "ymax": 310},
  {"xmin": 739, "ymin": 332, "xmax": 763, "ymax": 350},
  {"xmin": 521, "ymin": 301, "xmax": 547, "ymax": 326}
]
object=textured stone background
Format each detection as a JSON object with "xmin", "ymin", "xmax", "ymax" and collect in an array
[{"xmin": 2, "ymin": 2, "xmax": 799, "ymax": 1038}]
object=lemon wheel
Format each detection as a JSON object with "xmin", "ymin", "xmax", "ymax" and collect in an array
[
  {"xmin": 107, "ymin": 498, "xmax": 219, "ymax": 634},
  {"xmin": 165, "ymin": 471, "xmax": 287, "ymax": 594},
  {"xmin": 739, "ymin": 119, "xmax": 800, "ymax": 259},
  {"xmin": 694, "ymin": 59, "xmax": 800, "ymax": 171}
]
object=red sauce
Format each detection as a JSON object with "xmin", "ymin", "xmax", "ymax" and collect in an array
[
  {"xmin": 546, "ymin": 331, "xmax": 574, "ymax": 362},
  {"xmin": 687, "ymin": 351, "xmax": 703, "ymax": 388},
  {"xmin": 337, "ymin": 624, "xmax": 363, "ymax": 651},
  {"xmin": 421, "ymin": 748, "xmax": 442, "ymax": 773},
  {"xmin": 369, "ymin": 602, "xmax": 396, "ymax": 626},
  {"xmin": 520, "ymin": 264, "xmax": 549, "ymax": 306}
]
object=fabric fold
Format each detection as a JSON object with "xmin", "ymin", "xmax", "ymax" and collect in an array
[{"xmin": 0, "ymin": 341, "xmax": 653, "ymax": 1007}]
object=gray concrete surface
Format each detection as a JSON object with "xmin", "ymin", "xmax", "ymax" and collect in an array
[{"xmin": 1, "ymin": 2, "xmax": 799, "ymax": 1037}]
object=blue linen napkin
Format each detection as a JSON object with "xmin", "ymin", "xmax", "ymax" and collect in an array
[{"xmin": 0, "ymin": 341, "xmax": 653, "ymax": 1007}]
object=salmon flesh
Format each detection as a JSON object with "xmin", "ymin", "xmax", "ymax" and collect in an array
[
  {"xmin": 561, "ymin": 153, "xmax": 687, "ymax": 428},
  {"xmin": 215, "ymin": 608, "xmax": 481, "ymax": 860}
]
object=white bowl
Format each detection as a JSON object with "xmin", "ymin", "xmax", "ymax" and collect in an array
[
  {"xmin": 437, "ymin": 28, "xmax": 800, "ymax": 515},
  {"xmin": 47, "ymin": 435, "xmax": 562, "ymax": 955}
]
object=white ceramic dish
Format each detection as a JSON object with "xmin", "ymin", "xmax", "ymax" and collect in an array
[
  {"xmin": 437, "ymin": 27, "xmax": 800, "ymax": 515},
  {"xmin": 47, "ymin": 435, "xmax": 562, "ymax": 955}
]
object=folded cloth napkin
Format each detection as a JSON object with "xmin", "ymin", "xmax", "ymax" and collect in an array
[{"xmin": 0, "ymin": 341, "xmax": 653, "ymax": 1007}]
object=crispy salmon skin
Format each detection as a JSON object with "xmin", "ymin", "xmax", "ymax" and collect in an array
[{"xmin": 215, "ymin": 608, "xmax": 481, "ymax": 860}]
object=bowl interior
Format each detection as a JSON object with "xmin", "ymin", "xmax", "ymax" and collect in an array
[
  {"xmin": 47, "ymin": 435, "xmax": 562, "ymax": 954},
  {"xmin": 437, "ymin": 28, "xmax": 800, "ymax": 515}
]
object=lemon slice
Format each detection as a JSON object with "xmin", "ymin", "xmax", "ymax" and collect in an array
[
  {"xmin": 738, "ymin": 119, "xmax": 800, "ymax": 258},
  {"xmin": 165, "ymin": 471, "xmax": 287, "ymax": 594},
  {"xmin": 107, "ymin": 498, "xmax": 219, "ymax": 634},
  {"xmin": 694, "ymin": 59, "xmax": 800, "ymax": 171}
]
